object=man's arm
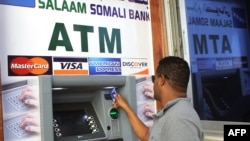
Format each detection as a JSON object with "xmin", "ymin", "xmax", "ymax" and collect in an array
[{"xmin": 113, "ymin": 94, "xmax": 149, "ymax": 141}]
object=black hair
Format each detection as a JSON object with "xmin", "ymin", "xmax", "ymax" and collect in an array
[{"xmin": 156, "ymin": 56, "xmax": 190, "ymax": 92}]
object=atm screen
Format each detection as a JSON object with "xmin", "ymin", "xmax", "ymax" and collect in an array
[
  {"xmin": 52, "ymin": 102, "xmax": 104, "ymax": 140},
  {"xmin": 53, "ymin": 110, "xmax": 91, "ymax": 137}
]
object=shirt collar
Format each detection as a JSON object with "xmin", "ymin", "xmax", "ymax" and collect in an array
[{"xmin": 153, "ymin": 98, "xmax": 189, "ymax": 118}]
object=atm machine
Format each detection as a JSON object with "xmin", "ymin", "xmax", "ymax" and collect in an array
[{"xmin": 39, "ymin": 75, "xmax": 137, "ymax": 141}]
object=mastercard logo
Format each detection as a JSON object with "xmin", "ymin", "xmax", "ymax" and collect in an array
[{"xmin": 9, "ymin": 56, "xmax": 51, "ymax": 75}]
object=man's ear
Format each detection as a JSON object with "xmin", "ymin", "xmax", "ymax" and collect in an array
[{"xmin": 159, "ymin": 75, "xmax": 165, "ymax": 86}]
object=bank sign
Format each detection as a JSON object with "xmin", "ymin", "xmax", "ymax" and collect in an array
[
  {"xmin": 0, "ymin": 0, "xmax": 153, "ymax": 141},
  {"xmin": 0, "ymin": 0, "xmax": 153, "ymax": 81},
  {"xmin": 185, "ymin": 0, "xmax": 249, "ymax": 72}
]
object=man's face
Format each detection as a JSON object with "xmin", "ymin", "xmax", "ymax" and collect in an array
[{"xmin": 152, "ymin": 75, "xmax": 161, "ymax": 101}]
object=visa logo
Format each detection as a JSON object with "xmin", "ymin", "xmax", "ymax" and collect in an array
[
  {"xmin": 0, "ymin": 0, "xmax": 35, "ymax": 8},
  {"xmin": 61, "ymin": 62, "xmax": 83, "ymax": 70}
]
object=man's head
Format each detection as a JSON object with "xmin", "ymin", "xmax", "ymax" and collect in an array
[{"xmin": 153, "ymin": 56, "xmax": 190, "ymax": 101}]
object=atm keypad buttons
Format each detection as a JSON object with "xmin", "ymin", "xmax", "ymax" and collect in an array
[
  {"xmin": 92, "ymin": 128, "xmax": 99, "ymax": 134},
  {"xmin": 53, "ymin": 119, "xmax": 62, "ymax": 137},
  {"xmin": 87, "ymin": 116, "xmax": 94, "ymax": 121},
  {"xmin": 90, "ymin": 124, "xmax": 97, "ymax": 129},
  {"xmin": 88, "ymin": 120, "xmax": 95, "ymax": 125},
  {"xmin": 87, "ymin": 115, "xmax": 99, "ymax": 134},
  {"xmin": 53, "ymin": 115, "xmax": 100, "ymax": 137}
]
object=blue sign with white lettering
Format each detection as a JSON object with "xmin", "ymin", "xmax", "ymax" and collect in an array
[
  {"xmin": 88, "ymin": 57, "xmax": 121, "ymax": 75},
  {"xmin": 0, "ymin": 0, "xmax": 35, "ymax": 8}
]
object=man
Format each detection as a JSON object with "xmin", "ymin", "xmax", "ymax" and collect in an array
[{"xmin": 112, "ymin": 56, "xmax": 204, "ymax": 141}]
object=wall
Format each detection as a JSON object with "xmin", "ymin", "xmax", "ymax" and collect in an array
[{"xmin": 150, "ymin": 0, "xmax": 168, "ymax": 70}]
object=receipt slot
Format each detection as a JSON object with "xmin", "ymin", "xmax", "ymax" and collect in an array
[{"xmin": 39, "ymin": 75, "xmax": 137, "ymax": 141}]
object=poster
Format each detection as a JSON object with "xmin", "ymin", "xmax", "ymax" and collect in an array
[{"xmin": 0, "ymin": 0, "xmax": 154, "ymax": 140}]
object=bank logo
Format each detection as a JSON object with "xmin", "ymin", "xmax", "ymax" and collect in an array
[
  {"xmin": 128, "ymin": 0, "xmax": 148, "ymax": 5},
  {"xmin": 0, "ymin": 0, "xmax": 35, "ymax": 8},
  {"xmin": 8, "ymin": 56, "xmax": 52, "ymax": 76},
  {"xmin": 53, "ymin": 57, "xmax": 89, "ymax": 75}
]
